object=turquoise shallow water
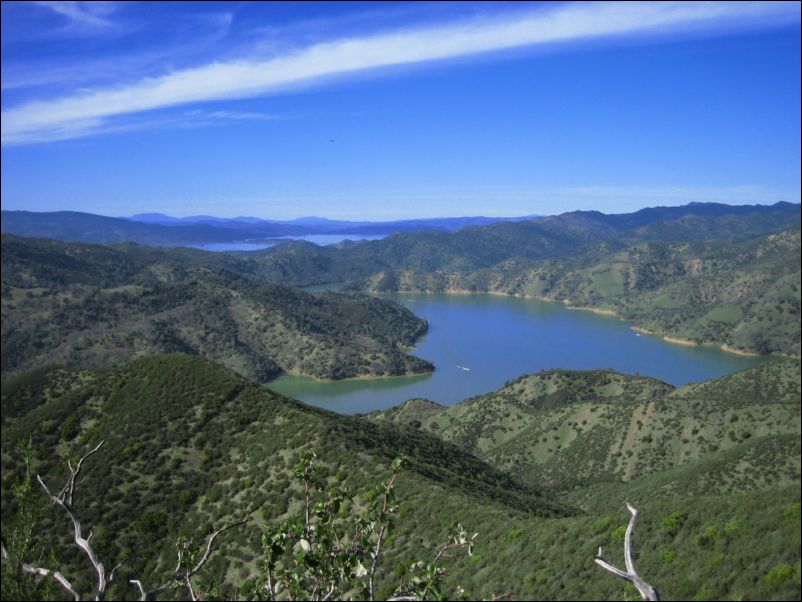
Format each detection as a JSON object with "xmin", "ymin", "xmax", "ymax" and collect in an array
[{"xmin": 267, "ymin": 293, "xmax": 772, "ymax": 414}]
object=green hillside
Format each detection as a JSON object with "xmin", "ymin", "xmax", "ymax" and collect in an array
[
  {"xmin": 368, "ymin": 361, "xmax": 801, "ymax": 492},
  {"xmin": 1, "ymin": 355, "xmax": 567, "ymax": 598},
  {"xmin": 2, "ymin": 356, "xmax": 799, "ymax": 600},
  {"xmin": 1, "ymin": 235, "xmax": 432, "ymax": 381},
  {"xmin": 356, "ymin": 227, "xmax": 801, "ymax": 357},
  {"xmin": 1, "ymin": 203, "xmax": 801, "ymax": 600},
  {"xmin": 363, "ymin": 361, "xmax": 801, "ymax": 599},
  {"xmin": 5, "ymin": 201, "xmax": 798, "ymax": 365},
  {"xmin": 254, "ymin": 202, "xmax": 800, "ymax": 285}
]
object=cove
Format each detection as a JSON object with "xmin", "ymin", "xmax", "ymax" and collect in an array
[{"xmin": 266, "ymin": 293, "xmax": 773, "ymax": 415}]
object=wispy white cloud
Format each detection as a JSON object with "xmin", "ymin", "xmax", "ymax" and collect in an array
[
  {"xmin": 3, "ymin": 108, "xmax": 284, "ymax": 146},
  {"xmin": 2, "ymin": 9, "xmax": 236, "ymax": 93},
  {"xmin": 31, "ymin": 1, "xmax": 119, "ymax": 28},
  {"xmin": 3, "ymin": 1, "xmax": 799, "ymax": 146}
]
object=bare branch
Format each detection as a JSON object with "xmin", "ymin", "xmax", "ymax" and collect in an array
[
  {"xmin": 190, "ymin": 519, "xmax": 247, "ymax": 577},
  {"xmin": 61, "ymin": 440, "xmax": 106, "ymax": 507},
  {"xmin": 2, "ymin": 541, "xmax": 80, "ymax": 601},
  {"xmin": 368, "ymin": 471, "xmax": 399, "ymax": 601},
  {"xmin": 594, "ymin": 503, "xmax": 659, "ymax": 601},
  {"xmin": 129, "ymin": 579, "xmax": 146, "ymax": 601},
  {"xmin": 321, "ymin": 583, "xmax": 338, "ymax": 601},
  {"xmin": 130, "ymin": 519, "xmax": 246, "ymax": 600},
  {"xmin": 185, "ymin": 575, "xmax": 196, "ymax": 601},
  {"xmin": 108, "ymin": 562, "xmax": 123, "ymax": 584},
  {"xmin": 37, "ymin": 474, "xmax": 108, "ymax": 600}
]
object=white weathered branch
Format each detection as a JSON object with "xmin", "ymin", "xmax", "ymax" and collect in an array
[
  {"xmin": 368, "ymin": 471, "xmax": 400, "ymax": 601},
  {"xmin": 37, "ymin": 440, "xmax": 109, "ymax": 601},
  {"xmin": 37, "ymin": 474, "xmax": 107, "ymax": 600},
  {"xmin": 1, "ymin": 541, "xmax": 80, "ymax": 601},
  {"xmin": 595, "ymin": 503, "xmax": 659, "ymax": 601},
  {"xmin": 129, "ymin": 519, "xmax": 247, "ymax": 601},
  {"xmin": 61, "ymin": 441, "xmax": 106, "ymax": 507}
]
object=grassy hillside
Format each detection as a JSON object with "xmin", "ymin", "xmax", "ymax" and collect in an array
[
  {"xmin": 0, "ymin": 354, "xmax": 567, "ymax": 598},
  {"xmin": 368, "ymin": 361, "xmax": 801, "ymax": 493},
  {"xmin": 363, "ymin": 361, "xmax": 801, "ymax": 599},
  {"xmin": 1, "ymin": 235, "xmax": 432, "ymax": 381},
  {"xmin": 2, "ymin": 203, "xmax": 800, "ymax": 600},
  {"xmin": 2, "ymin": 356, "xmax": 799, "ymax": 600},
  {"xmin": 356, "ymin": 227, "xmax": 801, "ymax": 357}
]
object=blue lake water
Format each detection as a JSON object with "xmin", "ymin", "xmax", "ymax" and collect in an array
[
  {"xmin": 267, "ymin": 293, "xmax": 773, "ymax": 414},
  {"xmin": 185, "ymin": 234, "xmax": 385, "ymax": 252}
]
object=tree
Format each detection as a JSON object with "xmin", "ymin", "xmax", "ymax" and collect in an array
[
  {"xmin": 3, "ymin": 443, "xmax": 658, "ymax": 601},
  {"xmin": 243, "ymin": 452, "xmax": 477, "ymax": 601},
  {"xmin": 1, "ymin": 440, "xmax": 244, "ymax": 601},
  {"xmin": 2, "ymin": 446, "xmax": 475, "ymax": 601}
]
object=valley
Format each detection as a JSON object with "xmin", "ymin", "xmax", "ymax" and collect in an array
[
  {"xmin": 1, "ymin": 202, "xmax": 799, "ymax": 601},
  {"xmin": 3, "ymin": 5, "xmax": 800, "ymax": 599}
]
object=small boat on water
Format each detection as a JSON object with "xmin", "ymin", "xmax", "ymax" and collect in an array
[{"xmin": 456, "ymin": 365, "xmax": 471, "ymax": 371}]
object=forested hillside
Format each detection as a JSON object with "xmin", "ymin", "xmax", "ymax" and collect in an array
[
  {"xmin": 355, "ymin": 226, "xmax": 801, "ymax": 357},
  {"xmin": 248, "ymin": 202, "xmax": 801, "ymax": 357},
  {"xmin": 368, "ymin": 360, "xmax": 801, "ymax": 493},
  {"xmin": 1, "ymin": 236, "xmax": 432, "ymax": 381},
  {"xmin": 1, "ymin": 202, "xmax": 800, "ymax": 601},
  {"xmin": 1, "ymin": 356, "xmax": 799, "ymax": 600}
]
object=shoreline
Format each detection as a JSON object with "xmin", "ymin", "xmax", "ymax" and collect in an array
[
  {"xmin": 720, "ymin": 344, "xmax": 761, "ymax": 357},
  {"xmin": 663, "ymin": 335, "xmax": 699, "ymax": 347},
  {"xmin": 562, "ymin": 304, "xmax": 622, "ymax": 318},
  {"xmin": 272, "ymin": 366, "xmax": 434, "ymax": 384}
]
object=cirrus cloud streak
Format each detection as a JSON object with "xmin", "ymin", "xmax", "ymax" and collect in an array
[{"xmin": 2, "ymin": 1, "xmax": 798, "ymax": 145}]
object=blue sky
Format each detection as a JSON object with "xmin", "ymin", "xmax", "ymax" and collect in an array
[{"xmin": 1, "ymin": 1, "xmax": 800, "ymax": 220}]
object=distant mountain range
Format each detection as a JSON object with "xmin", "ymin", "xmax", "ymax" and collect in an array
[
  {"xmin": 0, "ymin": 210, "xmax": 540, "ymax": 245},
  {"xmin": 2, "ymin": 201, "xmax": 800, "ymax": 601},
  {"xmin": 2, "ymin": 201, "xmax": 799, "ymax": 358}
]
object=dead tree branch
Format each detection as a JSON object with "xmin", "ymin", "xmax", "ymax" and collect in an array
[
  {"xmin": 8, "ymin": 438, "xmax": 243, "ymax": 601},
  {"xmin": 129, "ymin": 519, "xmax": 247, "ymax": 601},
  {"xmin": 1, "ymin": 541, "xmax": 80, "ymax": 601},
  {"xmin": 36, "ymin": 440, "xmax": 109, "ymax": 601},
  {"xmin": 595, "ymin": 502, "xmax": 659, "ymax": 601},
  {"xmin": 59, "ymin": 440, "xmax": 106, "ymax": 508}
]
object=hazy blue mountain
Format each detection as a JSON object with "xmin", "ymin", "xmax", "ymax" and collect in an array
[{"xmin": 2, "ymin": 209, "xmax": 541, "ymax": 244}]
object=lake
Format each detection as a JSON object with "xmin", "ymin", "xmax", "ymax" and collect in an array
[
  {"xmin": 185, "ymin": 234, "xmax": 385, "ymax": 252},
  {"xmin": 267, "ymin": 293, "xmax": 773, "ymax": 414}
]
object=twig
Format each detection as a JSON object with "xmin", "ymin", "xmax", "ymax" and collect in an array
[
  {"xmin": 129, "ymin": 519, "xmax": 247, "ymax": 601},
  {"xmin": 62, "ymin": 441, "xmax": 106, "ymax": 508},
  {"xmin": 368, "ymin": 471, "xmax": 399, "ymax": 601}
]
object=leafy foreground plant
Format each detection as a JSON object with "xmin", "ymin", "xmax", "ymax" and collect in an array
[
  {"xmin": 241, "ymin": 451, "xmax": 478, "ymax": 601},
  {"xmin": 2, "ymin": 443, "xmax": 659, "ymax": 601},
  {"xmin": 1, "ymin": 446, "xmax": 478, "ymax": 601}
]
